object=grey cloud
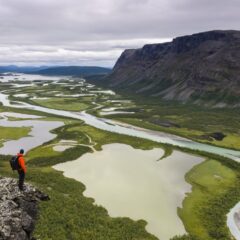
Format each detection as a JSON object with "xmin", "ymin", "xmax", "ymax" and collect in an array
[{"xmin": 0, "ymin": 0, "xmax": 239, "ymax": 66}]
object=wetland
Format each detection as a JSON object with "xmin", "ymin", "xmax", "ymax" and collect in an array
[{"xmin": 0, "ymin": 73, "xmax": 240, "ymax": 240}]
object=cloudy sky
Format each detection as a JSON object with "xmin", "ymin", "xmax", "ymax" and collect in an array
[{"xmin": 0, "ymin": 0, "xmax": 239, "ymax": 67}]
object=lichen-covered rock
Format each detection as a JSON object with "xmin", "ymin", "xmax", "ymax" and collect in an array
[{"xmin": 0, "ymin": 177, "xmax": 49, "ymax": 240}]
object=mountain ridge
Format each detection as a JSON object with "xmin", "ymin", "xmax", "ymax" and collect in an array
[
  {"xmin": 31, "ymin": 66, "xmax": 112, "ymax": 76},
  {"xmin": 0, "ymin": 66, "xmax": 112, "ymax": 76},
  {"xmin": 106, "ymin": 30, "xmax": 240, "ymax": 106},
  {"xmin": 0, "ymin": 66, "xmax": 49, "ymax": 73}
]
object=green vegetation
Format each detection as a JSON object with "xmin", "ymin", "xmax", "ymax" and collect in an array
[
  {"xmin": 211, "ymin": 134, "xmax": 240, "ymax": 149},
  {"xmin": 0, "ymin": 120, "xmax": 162, "ymax": 240},
  {"xmin": 27, "ymin": 144, "xmax": 61, "ymax": 159},
  {"xmin": 33, "ymin": 168, "xmax": 156, "ymax": 240},
  {"xmin": 25, "ymin": 121, "xmax": 240, "ymax": 240},
  {"xmin": 32, "ymin": 97, "xmax": 90, "ymax": 111},
  {"xmin": 29, "ymin": 145, "xmax": 90, "ymax": 167},
  {"xmin": 101, "ymin": 96, "xmax": 240, "ymax": 150},
  {"xmin": 179, "ymin": 160, "xmax": 238, "ymax": 239},
  {"xmin": 26, "ymin": 121, "xmax": 171, "ymax": 162},
  {"xmin": 0, "ymin": 154, "xmax": 157, "ymax": 240},
  {"xmin": 0, "ymin": 126, "xmax": 31, "ymax": 147},
  {"xmin": 66, "ymin": 123, "xmax": 171, "ymax": 153},
  {"xmin": 6, "ymin": 116, "xmax": 39, "ymax": 121},
  {"xmin": 1, "ymin": 77, "xmax": 240, "ymax": 239},
  {"xmin": 20, "ymin": 122, "xmax": 173, "ymax": 239}
]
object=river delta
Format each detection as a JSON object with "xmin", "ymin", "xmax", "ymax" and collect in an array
[{"xmin": 0, "ymin": 73, "xmax": 240, "ymax": 240}]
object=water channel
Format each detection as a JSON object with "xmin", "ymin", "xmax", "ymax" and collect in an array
[{"xmin": 0, "ymin": 74, "xmax": 240, "ymax": 239}]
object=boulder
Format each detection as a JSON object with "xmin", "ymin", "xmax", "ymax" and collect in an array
[{"xmin": 0, "ymin": 177, "xmax": 49, "ymax": 240}]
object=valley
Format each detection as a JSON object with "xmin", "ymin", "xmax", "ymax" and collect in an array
[{"xmin": 0, "ymin": 74, "xmax": 240, "ymax": 240}]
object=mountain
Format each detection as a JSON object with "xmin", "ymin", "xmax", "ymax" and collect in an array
[
  {"xmin": 34, "ymin": 66, "xmax": 112, "ymax": 76},
  {"xmin": 0, "ymin": 65, "xmax": 112, "ymax": 77},
  {"xmin": 0, "ymin": 65, "xmax": 49, "ymax": 73},
  {"xmin": 106, "ymin": 30, "xmax": 240, "ymax": 106}
]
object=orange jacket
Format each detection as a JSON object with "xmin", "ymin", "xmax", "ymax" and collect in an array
[{"xmin": 17, "ymin": 153, "xmax": 26, "ymax": 173}]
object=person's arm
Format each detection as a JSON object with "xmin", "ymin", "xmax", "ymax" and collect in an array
[{"xmin": 18, "ymin": 157, "xmax": 26, "ymax": 173}]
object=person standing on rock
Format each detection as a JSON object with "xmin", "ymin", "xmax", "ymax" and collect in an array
[{"xmin": 17, "ymin": 149, "xmax": 26, "ymax": 191}]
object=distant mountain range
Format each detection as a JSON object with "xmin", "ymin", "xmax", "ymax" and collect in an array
[
  {"xmin": 2, "ymin": 30, "xmax": 240, "ymax": 106},
  {"xmin": 33, "ymin": 66, "xmax": 111, "ymax": 76},
  {"xmin": 105, "ymin": 30, "xmax": 240, "ymax": 106},
  {"xmin": 0, "ymin": 65, "xmax": 112, "ymax": 76},
  {"xmin": 0, "ymin": 65, "xmax": 48, "ymax": 73}
]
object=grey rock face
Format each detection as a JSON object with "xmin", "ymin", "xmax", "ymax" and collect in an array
[
  {"xmin": 107, "ymin": 30, "xmax": 240, "ymax": 106},
  {"xmin": 0, "ymin": 177, "xmax": 49, "ymax": 240}
]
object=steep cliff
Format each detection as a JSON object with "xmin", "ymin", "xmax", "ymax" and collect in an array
[
  {"xmin": 107, "ymin": 30, "xmax": 240, "ymax": 106},
  {"xmin": 0, "ymin": 177, "xmax": 49, "ymax": 240}
]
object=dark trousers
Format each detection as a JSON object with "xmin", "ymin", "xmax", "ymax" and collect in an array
[{"xmin": 18, "ymin": 170, "xmax": 25, "ymax": 190}]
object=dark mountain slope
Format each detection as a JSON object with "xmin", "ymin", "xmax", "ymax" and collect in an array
[
  {"xmin": 34, "ymin": 66, "xmax": 111, "ymax": 76},
  {"xmin": 106, "ymin": 30, "xmax": 240, "ymax": 106}
]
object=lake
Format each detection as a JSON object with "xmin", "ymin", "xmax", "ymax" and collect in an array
[{"xmin": 54, "ymin": 143, "xmax": 204, "ymax": 240}]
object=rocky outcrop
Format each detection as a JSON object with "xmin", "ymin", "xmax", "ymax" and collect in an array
[
  {"xmin": 0, "ymin": 177, "xmax": 49, "ymax": 240},
  {"xmin": 107, "ymin": 30, "xmax": 240, "ymax": 106}
]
